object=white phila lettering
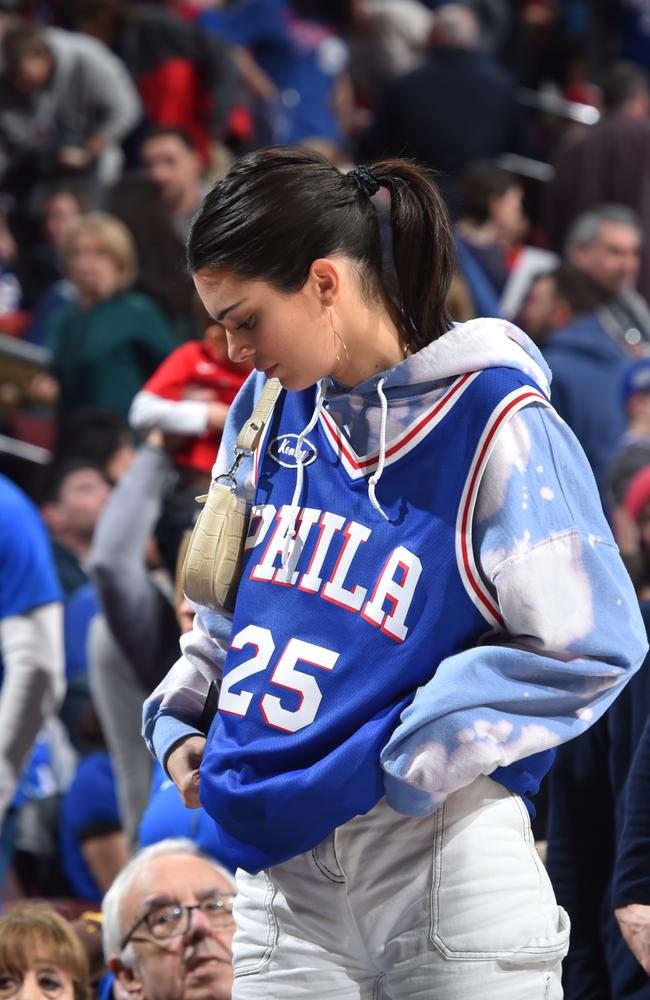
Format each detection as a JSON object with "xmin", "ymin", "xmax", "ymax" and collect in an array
[{"xmin": 361, "ymin": 547, "xmax": 422, "ymax": 642}]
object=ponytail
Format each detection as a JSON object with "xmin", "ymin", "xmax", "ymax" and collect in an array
[
  {"xmin": 188, "ymin": 147, "xmax": 455, "ymax": 350},
  {"xmin": 371, "ymin": 160, "xmax": 455, "ymax": 351}
]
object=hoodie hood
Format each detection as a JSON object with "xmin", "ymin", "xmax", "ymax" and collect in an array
[
  {"xmin": 283, "ymin": 318, "xmax": 552, "ymax": 525},
  {"xmin": 326, "ymin": 317, "xmax": 551, "ymax": 404}
]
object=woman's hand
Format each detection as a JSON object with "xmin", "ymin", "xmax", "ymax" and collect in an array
[{"xmin": 166, "ymin": 735, "xmax": 206, "ymax": 809}]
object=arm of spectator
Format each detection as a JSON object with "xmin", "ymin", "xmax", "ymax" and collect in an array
[
  {"xmin": 129, "ymin": 390, "xmax": 228, "ymax": 437},
  {"xmin": 331, "ymin": 70, "xmax": 356, "ymax": 138},
  {"xmin": 0, "ymin": 603, "xmax": 64, "ymax": 822},
  {"xmin": 613, "ymin": 715, "xmax": 650, "ymax": 973},
  {"xmin": 80, "ymin": 831, "xmax": 130, "ymax": 894},
  {"xmin": 89, "ymin": 443, "xmax": 177, "ymax": 689},
  {"xmin": 76, "ymin": 36, "xmax": 142, "ymax": 143},
  {"xmin": 231, "ymin": 45, "xmax": 277, "ymax": 102},
  {"xmin": 196, "ymin": 30, "xmax": 243, "ymax": 133}
]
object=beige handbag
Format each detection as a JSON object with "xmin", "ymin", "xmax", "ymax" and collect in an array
[{"xmin": 182, "ymin": 378, "xmax": 282, "ymax": 613}]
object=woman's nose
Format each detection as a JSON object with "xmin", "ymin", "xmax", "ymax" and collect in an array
[{"xmin": 226, "ymin": 331, "xmax": 254, "ymax": 364}]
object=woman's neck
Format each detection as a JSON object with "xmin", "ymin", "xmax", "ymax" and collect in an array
[{"xmin": 333, "ymin": 303, "xmax": 408, "ymax": 387}]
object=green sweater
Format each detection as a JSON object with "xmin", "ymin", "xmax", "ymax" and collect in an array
[{"xmin": 47, "ymin": 292, "xmax": 178, "ymax": 419}]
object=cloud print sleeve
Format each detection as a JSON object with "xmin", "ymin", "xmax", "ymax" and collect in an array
[{"xmin": 381, "ymin": 402, "xmax": 648, "ymax": 815}]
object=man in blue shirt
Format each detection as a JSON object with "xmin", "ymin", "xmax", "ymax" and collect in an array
[{"xmin": 0, "ymin": 473, "xmax": 65, "ymax": 825}]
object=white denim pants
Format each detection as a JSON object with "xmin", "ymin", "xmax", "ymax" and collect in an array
[{"xmin": 232, "ymin": 775, "xmax": 569, "ymax": 999}]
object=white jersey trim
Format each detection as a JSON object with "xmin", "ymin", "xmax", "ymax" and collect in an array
[
  {"xmin": 318, "ymin": 372, "xmax": 480, "ymax": 480},
  {"xmin": 455, "ymin": 385, "xmax": 550, "ymax": 630}
]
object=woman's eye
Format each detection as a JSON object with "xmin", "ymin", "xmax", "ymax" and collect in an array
[
  {"xmin": 236, "ymin": 316, "xmax": 255, "ymax": 331},
  {"xmin": 0, "ymin": 975, "xmax": 18, "ymax": 993},
  {"xmin": 38, "ymin": 976, "xmax": 63, "ymax": 993}
]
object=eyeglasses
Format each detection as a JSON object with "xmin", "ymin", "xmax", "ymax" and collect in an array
[{"xmin": 121, "ymin": 893, "xmax": 236, "ymax": 950}]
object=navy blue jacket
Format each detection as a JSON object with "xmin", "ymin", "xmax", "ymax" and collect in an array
[
  {"xmin": 358, "ymin": 47, "xmax": 525, "ymax": 213},
  {"xmin": 613, "ymin": 669, "xmax": 650, "ymax": 914},
  {"xmin": 542, "ymin": 314, "xmax": 629, "ymax": 497},
  {"xmin": 546, "ymin": 603, "xmax": 650, "ymax": 1000}
]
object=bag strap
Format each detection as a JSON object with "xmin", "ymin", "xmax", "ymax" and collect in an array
[{"xmin": 236, "ymin": 377, "xmax": 282, "ymax": 453}]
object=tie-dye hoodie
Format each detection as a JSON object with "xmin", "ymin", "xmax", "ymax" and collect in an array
[{"xmin": 143, "ymin": 318, "xmax": 648, "ymax": 818}]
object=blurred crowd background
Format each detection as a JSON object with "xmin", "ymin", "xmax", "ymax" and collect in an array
[{"xmin": 3, "ymin": 1, "xmax": 650, "ymax": 998}]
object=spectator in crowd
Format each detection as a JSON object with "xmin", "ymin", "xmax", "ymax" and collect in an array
[
  {"xmin": 37, "ymin": 213, "xmax": 178, "ymax": 420},
  {"xmin": 359, "ymin": 3, "xmax": 525, "ymax": 212},
  {"xmin": 0, "ymin": 904, "xmax": 91, "ymax": 1000},
  {"xmin": 565, "ymin": 204, "xmax": 650, "ymax": 352},
  {"xmin": 59, "ymin": 730, "xmax": 127, "ymax": 903},
  {"xmin": 129, "ymin": 299, "xmax": 249, "ymax": 478},
  {"xmin": 345, "ymin": 0, "xmax": 435, "ymax": 108},
  {"xmin": 102, "ymin": 839, "xmax": 235, "ymax": 1000},
  {"xmin": 455, "ymin": 161, "xmax": 523, "ymax": 316},
  {"xmin": 39, "ymin": 459, "xmax": 110, "ymax": 596},
  {"xmin": 53, "ymin": 409, "xmax": 135, "ymax": 487},
  {"xmin": 518, "ymin": 270, "xmax": 574, "ymax": 346},
  {"xmin": 66, "ymin": 0, "xmax": 242, "ymax": 165},
  {"xmin": 455, "ymin": 160, "xmax": 557, "ymax": 319},
  {"xmin": 619, "ymin": 466, "xmax": 650, "ymax": 598},
  {"xmin": 199, "ymin": 0, "xmax": 352, "ymax": 151},
  {"xmin": 37, "ymin": 457, "xmax": 109, "ymax": 750},
  {"xmin": 88, "ymin": 618, "xmax": 153, "ymax": 852},
  {"xmin": 608, "ymin": 359, "xmax": 650, "ymax": 509},
  {"xmin": 538, "ymin": 263, "xmax": 630, "ymax": 496},
  {"xmin": 546, "ymin": 61, "xmax": 650, "ymax": 300},
  {"xmin": 19, "ymin": 182, "xmax": 87, "ymax": 315},
  {"xmin": 546, "ymin": 603, "xmax": 650, "ymax": 1000},
  {"xmin": 107, "ymin": 174, "xmax": 196, "ymax": 337},
  {"xmin": 613, "ymin": 706, "xmax": 650, "ymax": 982},
  {"xmin": 88, "ymin": 432, "xmax": 197, "ymax": 846},
  {"xmin": 0, "ymin": 21, "xmax": 141, "ymax": 203},
  {"xmin": 139, "ymin": 128, "xmax": 207, "ymax": 244},
  {"xmin": 0, "ymin": 474, "xmax": 64, "ymax": 843}
]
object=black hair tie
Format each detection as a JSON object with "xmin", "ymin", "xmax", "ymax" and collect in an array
[{"xmin": 347, "ymin": 165, "xmax": 380, "ymax": 198}]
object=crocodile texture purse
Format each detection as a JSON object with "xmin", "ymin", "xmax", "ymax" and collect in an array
[{"xmin": 182, "ymin": 378, "xmax": 281, "ymax": 613}]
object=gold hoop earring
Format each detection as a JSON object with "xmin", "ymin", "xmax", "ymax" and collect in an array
[{"xmin": 328, "ymin": 309, "xmax": 349, "ymax": 369}]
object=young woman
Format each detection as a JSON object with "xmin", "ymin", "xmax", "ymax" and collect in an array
[{"xmin": 143, "ymin": 147, "xmax": 647, "ymax": 999}]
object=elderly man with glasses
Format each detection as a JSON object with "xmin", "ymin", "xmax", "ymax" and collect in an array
[{"xmin": 102, "ymin": 839, "xmax": 235, "ymax": 1000}]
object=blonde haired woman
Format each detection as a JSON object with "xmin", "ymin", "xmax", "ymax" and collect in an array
[
  {"xmin": 0, "ymin": 905, "xmax": 91, "ymax": 1000},
  {"xmin": 41, "ymin": 212, "xmax": 177, "ymax": 419}
]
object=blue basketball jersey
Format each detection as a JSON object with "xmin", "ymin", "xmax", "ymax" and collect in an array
[{"xmin": 200, "ymin": 367, "xmax": 549, "ymax": 873}]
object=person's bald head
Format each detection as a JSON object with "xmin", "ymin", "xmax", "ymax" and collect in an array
[{"xmin": 431, "ymin": 4, "xmax": 480, "ymax": 49}]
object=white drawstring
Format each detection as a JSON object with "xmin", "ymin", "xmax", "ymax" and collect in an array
[
  {"xmin": 368, "ymin": 377, "xmax": 390, "ymax": 521},
  {"xmin": 281, "ymin": 382, "xmax": 327, "ymax": 568}
]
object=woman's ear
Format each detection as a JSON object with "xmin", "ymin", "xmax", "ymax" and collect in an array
[{"xmin": 309, "ymin": 257, "xmax": 341, "ymax": 307}]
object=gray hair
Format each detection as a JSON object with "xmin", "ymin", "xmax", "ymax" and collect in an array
[
  {"xmin": 102, "ymin": 838, "xmax": 236, "ymax": 968},
  {"xmin": 566, "ymin": 204, "xmax": 643, "ymax": 252},
  {"xmin": 432, "ymin": 4, "xmax": 480, "ymax": 49}
]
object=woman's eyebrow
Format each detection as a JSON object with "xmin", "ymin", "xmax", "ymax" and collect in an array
[{"xmin": 216, "ymin": 298, "xmax": 247, "ymax": 322}]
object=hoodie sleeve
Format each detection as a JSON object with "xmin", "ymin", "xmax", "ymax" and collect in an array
[
  {"xmin": 142, "ymin": 370, "xmax": 267, "ymax": 765},
  {"xmin": 381, "ymin": 401, "xmax": 648, "ymax": 815}
]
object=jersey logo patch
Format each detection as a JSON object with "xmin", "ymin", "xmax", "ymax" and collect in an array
[{"xmin": 268, "ymin": 434, "xmax": 317, "ymax": 469}]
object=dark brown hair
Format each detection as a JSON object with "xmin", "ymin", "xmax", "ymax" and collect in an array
[
  {"xmin": 3, "ymin": 23, "xmax": 51, "ymax": 79},
  {"xmin": 187, "ymin": 147, "xmax": 455, "ymax": 352},
  {"xmin": 460, "ymin": 161, "xmax": 520, "ymax": 226}
]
